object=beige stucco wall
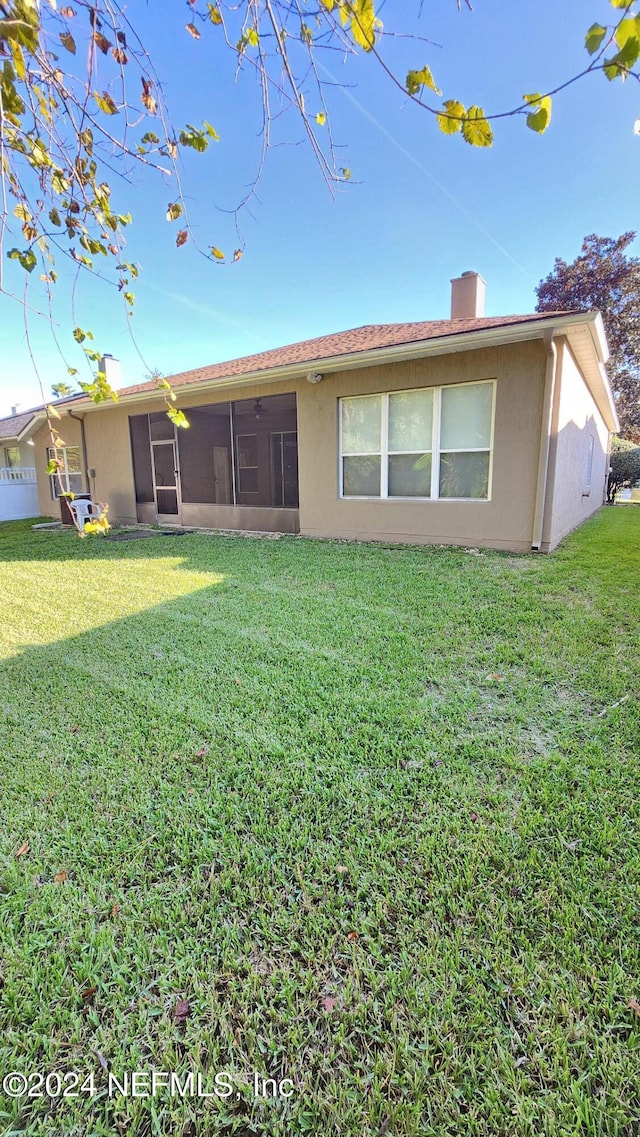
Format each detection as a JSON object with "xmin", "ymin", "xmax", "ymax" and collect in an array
[
  {"xmin": 297, "ymin": 340, "xmax": 547, "ymax": 552},
  {"xmin": 541, "ymin": 339, "xmax": 610, "ymax": 552},
  {"xmin": 33, "ymin": 415, "xmax": 84, "ymax": 520},
  {"xmin": 29, "ymin": 341, "xmax": 549, "ymax": 551}
]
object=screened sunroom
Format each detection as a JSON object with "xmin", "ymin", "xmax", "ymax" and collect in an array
[{"xmin": 128, "ymin": 392, "xmax": 299, "ymax": 531}]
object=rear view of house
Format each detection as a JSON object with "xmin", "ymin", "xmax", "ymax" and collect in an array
[{"xmin": 19, "ymin": 273, "xmax": 618, "ymax": 552}]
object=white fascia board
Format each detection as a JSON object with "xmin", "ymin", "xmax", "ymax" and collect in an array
[
  {"xmin": 597, "ymin": 362, "xmax": 620, "ymax": 432},
  {"xmin": 590, "ymin": 311, "xmax": 610, "ymax": 365},
  {"xmin": 16, "ymin": 414, "xmax": 46, "ymax": 442}
]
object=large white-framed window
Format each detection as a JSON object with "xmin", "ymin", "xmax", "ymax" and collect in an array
[
  {"xmin": 339, "ymin": 380, "xmax": 495, "ymax": 501},
  {"xmin": 47, "ymin": 446, "xmax": 83, "ymax": 499}
]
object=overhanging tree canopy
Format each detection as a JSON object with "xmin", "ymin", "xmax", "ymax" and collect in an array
[{"xmin": 1, "ymin": 0, "xmax": 639, "ymax": 452}]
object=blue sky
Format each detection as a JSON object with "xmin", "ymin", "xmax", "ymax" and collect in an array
[{"xmin": 1, "ymin": 0, "xmax": 639, "ymax": 416}]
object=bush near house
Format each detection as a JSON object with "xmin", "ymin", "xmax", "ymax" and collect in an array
[{"xmin": 607, "ymin": 437, "xmax": 640, "ymax": 502}]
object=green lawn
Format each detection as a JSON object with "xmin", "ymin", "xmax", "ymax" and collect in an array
[{"xmin": 0, "ymin": 510, "xmax": 639, "ymax": 1137}]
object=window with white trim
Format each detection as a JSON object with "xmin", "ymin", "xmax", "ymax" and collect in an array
[
  {"xmin": 340, "ymin": 380, "xmax": 495, "ymax": 500},
  {"xmin": 47, "ymin": 446, "xmax": 83, "ymax": 499}
]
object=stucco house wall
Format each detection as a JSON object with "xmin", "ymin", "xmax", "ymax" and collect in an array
[
  {"xmin": 297, "ymin": 340, "xmax": 546, "ymax": 552},
  {"xmin": 31, "ymin": 341, "xmax": 548, "ymax": 551},
  {"xmin": 542, "ymin": 339, "xmax": 611, "ymax": 552}
]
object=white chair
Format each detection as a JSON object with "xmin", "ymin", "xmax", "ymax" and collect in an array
[{"xmin": 68, "ymin": 498, "xmax": 106, "ymax": 532}]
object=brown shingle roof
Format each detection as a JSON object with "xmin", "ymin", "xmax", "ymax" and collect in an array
[
  {"xmin": 0, "ymin": 410, "xmax": 39, "ymax": 441},
  {"xmin": 120, "ymin": 312, "xmax": 575, "ymax": 397}
]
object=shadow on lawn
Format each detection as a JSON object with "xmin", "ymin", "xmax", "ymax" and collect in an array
[{"xmin": 1, "ymin": 511, "xmax": 639, "ymax": 1136}]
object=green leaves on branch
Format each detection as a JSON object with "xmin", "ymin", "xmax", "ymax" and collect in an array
[
  {"xmin": 167, "ymin": 406, "xmax": 190, "ymax": 429},
  {"xmin": 320, "ymin": 0, "xmax": 380, "ymax": 52},
  {"xmin": 406, "ymin": 66, "xmax": 441, "ymax": 98},
  {"xmin": 154, "ymin": 376, "xmax": 190, "ymax": 428},
  {"xmin": 436, "ymin": 100, "xmax": 466, "ymax": 135},
  {"xmin": 603, "ymin": 15, "xmax": 640, "ymax": 77},
  {"xmin": 79, "ymin": 371, "xmax": 118, "ymax": 403},
  {"xmin": 523, "ymin": 93, "xmax": 552, "ymax": 133},
  {"xmin": 94, "ymin": 90, "xmax": 118, "ymax": 115},
  {"xmin": 7, "ymin": 247, "xmax": 36, "ymax": 271},
  {"xmin": 178, "ymin": 121, "xmax": 219, "ymax": 152},
  {"xmin": 434, "ymin": 101, "xmax": 493, "ymax": 148},
  {"xmin": 585, "ymin": 23, "xmax": 608, "ymax": 54},
  {"xmin": 460, "ymin": 106, "xmax": 493, "ymax": 147}
]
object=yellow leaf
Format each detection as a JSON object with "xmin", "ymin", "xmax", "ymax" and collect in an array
[
  {"xmin": 246, "ymin": 26, "xmax": 259, "ymax": 47},
  {"xmin": 315, "ymin": 112, "xmax": 326, "ymax": 126},
  {"xmin": 350, "ymin": 0, "xmax": 377, "ymax": 51},
  {"xmin": 461, "ymin": 106, "xmax": 493, "ymax": 147},
  {"xmin": 437, "ymin": 99, "xmax": 465, "ymax": 135},
  {"xmin": 211, "ymin": 246, "xmax": 224, "ymax": 259},
  {"xmin": 12, "ymin": 42, "xmax": 26, "ymax": 80},
  {"xmin": 523, "ymin": 93, "xmax": 552, "ymax": 134},
  {"xmin": 406, "ymin": 66, "xmax": 441, "ymax": 98}
]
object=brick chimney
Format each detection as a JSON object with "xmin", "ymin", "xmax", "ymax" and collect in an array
[{"xmin": 450, "ymin": 271, "xmax": 486, "ymax": 320}]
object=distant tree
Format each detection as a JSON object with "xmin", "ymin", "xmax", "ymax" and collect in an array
[
  {"xmin": 535, "ymin": 233, "xmax": 640, "ymax": 442},
  {"xmin": 607, "ymin": 436, "xmax": 640, "ymax": 502},
  {"xmin": 51, "ymin": 382, "xmax": 73, "ymax": 399}
]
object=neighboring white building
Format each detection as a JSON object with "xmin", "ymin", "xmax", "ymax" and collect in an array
[{"xmin": 0, "ymin": 409, "xmax": 40, "ymax": 521}]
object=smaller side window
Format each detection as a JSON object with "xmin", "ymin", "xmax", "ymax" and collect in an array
[
  {"xmin": 48, "ymin": 446, "xmax": 83, "ymax": 499},
  {"xmin": 4, "ymin": 446, "xmax": 20, "ymax": 468}
]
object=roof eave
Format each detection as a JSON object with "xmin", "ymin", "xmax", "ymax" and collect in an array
[{"xmin": 72, "ymin": 312, "xmax": 600, "ymax": 411}]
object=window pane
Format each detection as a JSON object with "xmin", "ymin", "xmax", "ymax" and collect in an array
[
  {"xmin": 341, "ymin": 396, "xmax": 381, "ymax": 455},
  {"xmin": 149, "ymin": 413, "xmax": 175, "ymax": 441},
  {"xmin": 239, "ymin": 467, "xmax": 259, "ymax": 493},
  {"xmin": 5, "ymin": 446, "xmax": 20, "ymax": 468},
  {"xmin": 342, "ymin": 455, "xmax": 380, "ymax": 496},
  {"xmin": 388, "ymin": 453, "xmax": 431, "ymax": 497},
  {"xmin": 440, "ymin": 383, "xmax": 493, "ymax": 450},
  {"xmin": 388, "ymin": 390, "xmax": 433, "ymax": 452},
  {"xmin": 65, "ymin": 447, "xmax": 82, "ymax": 474},
  {"xmin": 439, "ymin": 452, "xmax": 490, "ymax": 499},
  {"xmin": 152, "ymin": 444, "xmax": 176, "ymax": 487},
  {"xmin": 237, "ymin": 435, "xmax": 257, "ymax": 468},
  {"xmin": 68, "ymin": 474, "xmax": 84, "ymax": 496}
]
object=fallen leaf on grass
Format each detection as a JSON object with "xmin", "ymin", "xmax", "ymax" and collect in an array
[
  {"xmin": 485, "ymin": 673, "xmax": 505, "ymax": 682},
  {"xmin": 16, "ymin": 841, "xmax": 30, "ymax": 857},
  {"xmin": 70, "ymin": 724, "xmax": 79, "ymax": 733},
  {"xmin": 195, "ymin": 746, "xmax": 208, "ymax": 758},
  {"xmin": 96, "ymin": 1050, "xmax": 109, "ymax": 1071},
  {"xmin": 629, "ymin": 997, "xmax": 640, "ymax": 1016},
  {"xmin": 322, "ymin": 996, "xmax": 337, "ymax": 1012},
  {"xmin": 470, "ymin": 812, "xmax": 479, "ymax": 823},
  {"xmin": 174, "ymin": 998, "xmax": 191, "ymax": 1025},
  {"xmin": 53, "ymin": 870, "xmax": 68, "ymax": 884},
  {"xmin": 110, "ymin": 903, "xmax": 121, "ymax": 917},
  {"xmin": 514, "ymin": 1056, "xmax": 529, "ymax": 1068},
  {"xmin": 82, "ymin": 986, "xmax": 98, "ymax": 1002},
  {"xmin": 335, "ymin": 865, "xmax": 348, "ymax": 874},
  {"xmin": 346, "ymin": 931, "xmax": 359, "ymax": 943}
]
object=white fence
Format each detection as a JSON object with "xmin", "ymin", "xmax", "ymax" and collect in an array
[{"xmin": 0, "ymin": 467, "xmax": 40, "ymax": 520}]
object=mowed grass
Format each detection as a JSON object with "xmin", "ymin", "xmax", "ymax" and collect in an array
[{"xmin": 0, "ymin": 510, "xmax": 639, "ymax": 1137}]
